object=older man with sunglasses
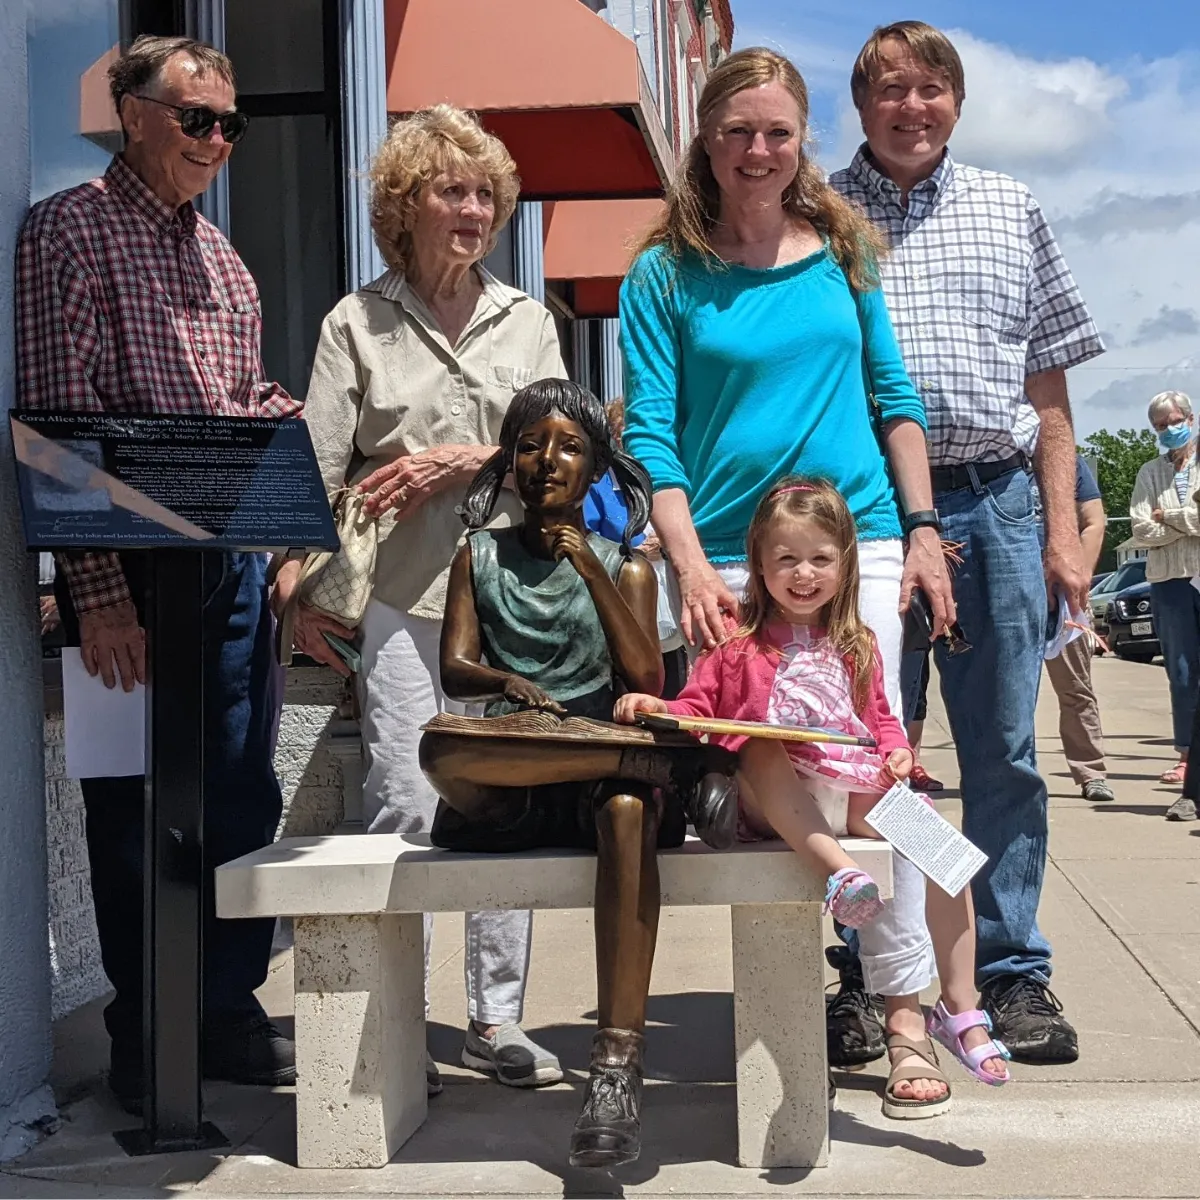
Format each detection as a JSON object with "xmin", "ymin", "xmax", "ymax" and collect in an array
[{"xmin": 16, "ymin": 36, "xmax": 293, "ymax": 1113}]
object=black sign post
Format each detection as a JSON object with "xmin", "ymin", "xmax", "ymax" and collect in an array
[{"xmin": 11, "ymin": 412, "xmax": 338, "ymax": 1155}]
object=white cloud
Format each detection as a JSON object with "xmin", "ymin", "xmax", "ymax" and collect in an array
[
  {"xmin": 947, "ymin": 33, "xmax": 1129, "ymax": 171},
  {"xmin": 833, "ymin": 30, "xmax": 1130, "ymax": 171},
  {"xmin": 820, "ymin": 33, "xmax": 1200, "ymax": 438}
]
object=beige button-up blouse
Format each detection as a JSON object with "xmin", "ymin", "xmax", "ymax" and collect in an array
[{"xmin": 303, "ymin": 266, "xmax": 567, "ymax": 619}]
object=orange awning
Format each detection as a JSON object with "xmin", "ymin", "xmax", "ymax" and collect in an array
[
  {"xmin": 542, "ymin": 199, "xmax": 664, "ymax": 318},
  {"xmin": 386, "ymin": 0, "xmax": 673, "ymax": 201}
]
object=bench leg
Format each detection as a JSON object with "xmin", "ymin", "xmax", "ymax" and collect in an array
[
  {"xmin": 293, "ymin": 913, "xmax": 426, "ymax": 1168},
  {"xmin": 731, "ymin": 902, "xmax": 829, "ymax": 1169}
]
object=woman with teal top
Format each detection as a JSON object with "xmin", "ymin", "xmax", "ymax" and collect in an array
[
  {"xmin": 620, "ymin": 47, "xmax": 957, "ymax": 1113},
  {"xmin": 420, "ymin": 379, "xmax": 735, "ymax": 1169}
]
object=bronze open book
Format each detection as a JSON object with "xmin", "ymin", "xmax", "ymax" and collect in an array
[{"xmin": 421, "ymin": 708, "xmax": 697, "ymax": 748}]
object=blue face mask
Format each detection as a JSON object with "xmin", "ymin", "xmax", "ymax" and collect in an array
[{"xmin": 1159, "ymin": 422, "xmax": 1192, "ymax": 451}]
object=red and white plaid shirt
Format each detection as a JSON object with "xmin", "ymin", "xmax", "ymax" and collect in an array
[{"xmin": 16, "ymin": 155, "xmax": 301, "ymax": 612}]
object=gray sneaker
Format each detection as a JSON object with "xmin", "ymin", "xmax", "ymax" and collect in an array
[
  {"xmin": 1165, "ymin": 795, "xmax": 1198, "ymax": 822},
  {"xmin": 426, "ymin": 1052, "xmax": 442, "ymax": 1097},
  {"xmin": 461, "ymin": 1023, "xmax": 563, "ymax": 1087},
  {"xmin": 1082, "ymin": 779, "xmax": 1115, "ymax": 802}
]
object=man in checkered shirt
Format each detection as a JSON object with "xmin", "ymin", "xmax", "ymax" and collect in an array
[
  {"xmin": 16, "ymin": 36, "xmax": 297, "ymax": 1109},
  {"xmin": 826, "ymin": 21, "xmax": 1102, "ymax": 1068}
]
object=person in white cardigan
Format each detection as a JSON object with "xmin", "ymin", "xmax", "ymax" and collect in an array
[{"xmin": 1130, "ymin": 390, "xmax": 1200, "ymax": 809}]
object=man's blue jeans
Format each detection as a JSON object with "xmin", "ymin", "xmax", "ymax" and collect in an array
[
  {"xmin": 57, "ymin": 552, "xmax": 283, "ymax": 1056},
  {"xmin": 899, "ymin": 466, "xmax": 1052, "ymax": 985},
  {"xmin": 1149, "ymin": 577, "xmax": 1200, "ymax": 752}
]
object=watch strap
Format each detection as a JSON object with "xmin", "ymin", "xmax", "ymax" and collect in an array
[{"xmin": 903, "ymin": 509, "xmax": 942, "ymax": 536}]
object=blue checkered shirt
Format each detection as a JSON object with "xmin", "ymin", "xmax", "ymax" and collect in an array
[{"xmin": 830, "ymin": 149, "xmax": 1104, "ymax": 468}]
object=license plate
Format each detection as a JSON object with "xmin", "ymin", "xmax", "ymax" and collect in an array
[{"xmin": 1131, "ymin": 621, "xmax": 1153, "ymax": 636}]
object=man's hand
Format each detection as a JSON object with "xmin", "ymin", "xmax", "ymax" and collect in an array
[
  {"xmin": 358, "ymin": 445, "xmax": 489, "ymax": 518},
  {"xmin": 1044, "ymin": 531, "xmax": 1091, "ymax": 615},
  {"xmin": 899, "ymin": 527, "xmax": 957, "ymax": 630},
  {"xmin": 40, "ymin": 595, "xmax": 61, "ymax": 636},
  {"xmin": 79, "ymin": 600, "xmax": 146, "ymax": 692},
  {"xmin": 1151, "ymin": 507, "xmax": 1165, "ymax": 523}
]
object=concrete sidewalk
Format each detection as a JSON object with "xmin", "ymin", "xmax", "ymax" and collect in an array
[{"xmin": 5, "ymin": 653, "xmax": 1198, "ymax": 1198}]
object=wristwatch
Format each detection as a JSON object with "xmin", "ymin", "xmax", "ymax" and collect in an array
[{"xmin": 902, "ymin": 509, "xmax": 942, "ymax": 537}]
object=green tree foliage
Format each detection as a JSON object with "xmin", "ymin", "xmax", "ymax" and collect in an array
[{"xmin": 1079, "ymin": 428, "xmax": 1159, "ymax": 570}]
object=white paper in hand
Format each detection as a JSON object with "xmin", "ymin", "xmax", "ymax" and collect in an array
[
  {"xmin": 864, "ymin": 781, "xmax": 988, "ymax": 897},
  {"xmin": 61, "ymin": 648, "xmax": 146, "ymax": 779}
]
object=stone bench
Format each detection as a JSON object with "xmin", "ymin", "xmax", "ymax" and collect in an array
[{"xmin": 215, "ymin": 833, "xmax": 893, "ymax": 1170}]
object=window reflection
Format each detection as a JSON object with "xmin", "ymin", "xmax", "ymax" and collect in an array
[{"xmin": 28, "ymin": 1, "xmax": 123, "ymax": 203}]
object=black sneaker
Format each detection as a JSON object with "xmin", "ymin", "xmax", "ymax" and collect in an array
[
  {"xmin": 824, "ymin": 945, "xmax": 885, "ymax": 1067},
  {"xmin": 203, "ymin": 1015, "xmax": 296, "ymax": 1086},
  {"xmin": 980, "ymin": 975, "xmax": 1078, "ymax": 1063},
  {"xmin": 568, "ymin": 1029, "xmax": 644, "ymax": 1170}
]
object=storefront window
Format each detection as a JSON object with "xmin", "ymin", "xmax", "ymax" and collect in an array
[
  {"xmin": 28, "ymin": 0, "xmax": 124, "ymax": 204},
  {"xmin": 225, "ymin": 0, "xmax": 344, "ymax": 396}
]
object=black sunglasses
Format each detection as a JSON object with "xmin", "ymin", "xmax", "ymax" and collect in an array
[{"xmin": 135, "ymin": 95, "xmax": 250, "ymax": 144}]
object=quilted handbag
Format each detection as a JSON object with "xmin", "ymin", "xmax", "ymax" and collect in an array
[{"xmin": 276, "ymin": 487, "xmax": 378, "ymax": 665}]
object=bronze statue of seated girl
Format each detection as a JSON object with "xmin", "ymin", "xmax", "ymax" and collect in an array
[{"xmin": 418, "ymin": 379, "xmax": 734, "ymax": 1168}]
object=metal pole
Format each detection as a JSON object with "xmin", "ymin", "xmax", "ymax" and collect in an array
[{"xmin": 114, "ymin": 549, "xmax": 225, "ymax": 1154}]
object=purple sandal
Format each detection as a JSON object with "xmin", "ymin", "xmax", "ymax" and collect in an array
[
  {"xmin": 926, "ymin": 1000, "xmax": 1011, "ymax": 1085},
  {"xmin": 823, "ymin": 867, "xmax": 884, "ymax": 928}
]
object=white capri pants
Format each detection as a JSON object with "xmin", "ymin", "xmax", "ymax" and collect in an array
[
  {"xmin": 708, "ymin": 540, "xmax": 937, "ymax": 998},
  {"xmin": 358, "ymin": 598, "xmax": 532, "ymax": 1026}
]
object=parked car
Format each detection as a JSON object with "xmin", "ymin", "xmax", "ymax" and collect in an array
[
  {"xmin": 1091, "ymin": 571, "xmax": 1112, "ymax": 591},
  {"xmin": 1091, "ymin": 558, "xmax": 1147, "ymax": 639},
  {"xmin": 1106, "ymin": 579, "xmax": 1160, "ymax": 662}
]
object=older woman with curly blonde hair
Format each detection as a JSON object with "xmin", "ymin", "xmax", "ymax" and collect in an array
[{"xmin": 276, "ymin": 104, "xmax": 565, "ymax": 1094}]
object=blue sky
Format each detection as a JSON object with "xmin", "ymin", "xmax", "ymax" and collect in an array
[{"xmin": 732, "ymin": 1, "xmax": 1200, "ymax": 437}]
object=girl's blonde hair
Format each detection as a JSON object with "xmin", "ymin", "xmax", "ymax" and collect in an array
[
  {"xmin": 369, "ymin": 104, "xmax": 520, "ymax": 273},
  {"xmin": 634, "ymin": 47, "xmax": 886, "ymax": 292},
  {"xmin": 736, "ymin": 476, "xmax": 876, "ymax": 709}
]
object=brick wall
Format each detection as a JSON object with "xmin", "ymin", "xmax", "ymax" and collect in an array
[{"xmin": 43, "ymin": 665, "xmax": 355, "ymax": 1020}]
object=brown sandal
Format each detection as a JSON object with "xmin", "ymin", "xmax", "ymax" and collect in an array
[{"xmin": 882, "ymin": 1033, "xmax": 952, "ymax": 1120}]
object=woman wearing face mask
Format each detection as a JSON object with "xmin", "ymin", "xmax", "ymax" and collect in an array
[{"xmin": 1130, "ymin": 391, "xmax": 1200, "ymax": 802}]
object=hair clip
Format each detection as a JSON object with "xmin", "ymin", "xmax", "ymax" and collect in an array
[{"xmin": 776, "ymin": 484, "xmax": 816, "ymax": 496}]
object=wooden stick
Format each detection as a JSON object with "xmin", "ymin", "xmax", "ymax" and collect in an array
[{"xmin": 636, "ymin": 712, "xmax": 877, "ymax": 748}]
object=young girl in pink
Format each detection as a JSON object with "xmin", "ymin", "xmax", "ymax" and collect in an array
[{"xmin": 616, "ymin": 477, "xmax": 1010, "ymax": 1116}]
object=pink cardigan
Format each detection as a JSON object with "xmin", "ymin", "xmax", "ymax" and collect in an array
[{"xmin": 665, "ymin": 628, "xmax": 909, "ymax": 759}]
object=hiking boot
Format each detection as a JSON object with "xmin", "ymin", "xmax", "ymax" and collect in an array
[
  {"xmin": 202, "ymin": 1015, "xmax": 296, "ymax": 1086},
  {"xmin": 980, "ymin": 975, "xmax": 1078, "ymax": 1063},
  {"xmin": 1165, "ymin": 796, "xmax": 1197, "ymax": 822},
  {"xmin": 569, "ymin": 1028, "xmax": 644, "ymax": 1169},
  {"xmin": 824, "ymin": 945, "xmax": 885, "ymax": 1067},
  {"xmin": 461, "ymin": 1022, "xmax": 563, "ymax": 1087},
  {"xmin": 1082, "ymin": 779, "xmax": 1115, "ymax": 802}
]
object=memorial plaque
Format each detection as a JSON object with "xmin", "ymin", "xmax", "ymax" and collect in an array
[{"xmin": 11, "ymin": 411, "xmax": 338, "ymax": 552}]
